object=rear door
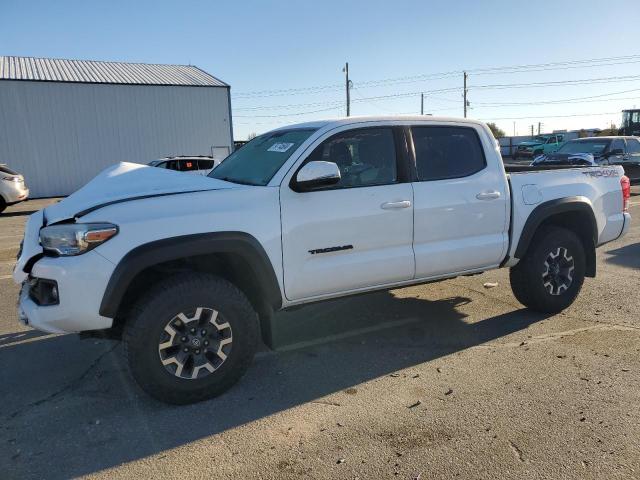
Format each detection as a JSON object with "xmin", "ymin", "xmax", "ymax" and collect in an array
[
  {"xmin": 410, "ymin": 124, "xmax": 509, "ymax": 278},
  {"xmin": 280, "ymin": 126, "xmax": 415, "ymax": 300}
]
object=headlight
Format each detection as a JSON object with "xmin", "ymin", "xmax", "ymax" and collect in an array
[{"xmin": 39, "ymin": 223, "xmax": 118, "ymax": 256}]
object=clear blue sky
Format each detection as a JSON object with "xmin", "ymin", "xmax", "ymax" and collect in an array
[{"xmin": 2, "ymin": 0, "xmax": 640, "ymax": 139}]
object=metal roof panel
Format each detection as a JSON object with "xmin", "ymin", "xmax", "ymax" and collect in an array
[{"xmin": 0, "ymin": 56, "xmax": 228, "ymax": 87}]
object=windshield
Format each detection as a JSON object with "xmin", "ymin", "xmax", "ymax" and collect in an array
[
  {"xmin": 533, "ymin": 136, "xmax": 549, "ymax": 143},
  {"xmin": 557, "ymin": 139, "xmax": 611, "ymax": 155},
  {"xmin": 209, "ymin": 128, "xmax": 317, "ymax": 185}
]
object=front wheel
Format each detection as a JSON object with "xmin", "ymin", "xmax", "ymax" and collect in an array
[
  {"xmin": 510, "ymin": 226, "xmax": 586, "ymax": 313},
  {"xmin": 123, "ymin": 273, "xmax": 259, "ymax": 404}
]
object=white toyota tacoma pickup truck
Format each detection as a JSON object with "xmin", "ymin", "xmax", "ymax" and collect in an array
[{"xmin": 14, "ymin": 116, "xmax": 631, "ymax": 404}]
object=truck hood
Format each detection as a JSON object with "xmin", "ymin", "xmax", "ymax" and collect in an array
[{"xmin": 44, "ymin": 162, "xmax": 235, "ymax": 224}]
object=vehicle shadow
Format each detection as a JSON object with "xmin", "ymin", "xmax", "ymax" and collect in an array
[
  {"xmin": 605, "ymin": 242, "xmax": 640, "ymax": 270},
  {"xmin": 0, "ymin": 290, "xmax": 549, "ymax": 479},
  {"xmin": 0, "ymin": 210, "xmax": 38, "ymax": 218},
  {"xmin": 0, "ymin": 329, "xmax": 51, "ymax": 347}
]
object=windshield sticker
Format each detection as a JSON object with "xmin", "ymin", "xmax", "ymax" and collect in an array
[{"xmin": 267, "ymin": 142, "xmax": 295, "ymax": 153}]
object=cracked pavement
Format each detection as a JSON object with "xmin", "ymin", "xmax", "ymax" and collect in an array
[{"xmin": 0, "ymin": 194, "xmax": 639, "ymax": 479}]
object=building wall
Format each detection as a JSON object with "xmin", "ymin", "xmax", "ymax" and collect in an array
[{"xmin": 0, "ymin": 80, "xmax": 232, "ymax": 197}]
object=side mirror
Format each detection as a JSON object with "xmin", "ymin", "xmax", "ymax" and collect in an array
[
  {"xmin": 293, "ymin": 161, "xmax": 341, "ymax": 191},
  {"xmin": 608, "ymin": 148, "xmax": 624, "ymax": 156}
]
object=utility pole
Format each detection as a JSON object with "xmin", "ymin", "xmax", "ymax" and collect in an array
[
  {"xmin": 538, "ymin": 122, "xmax": 542, "ymax": 135},
  {"xmin": 463, "ymin": 71, "xmax": 468, "ymax": 118},
  {"xmin": 343, "ymin": 62, "xmax": 350, "ymax": 117},
  {"xmin": 513, "ymin": 121, "xmax": 516, "ymax": 136},
  {"xmin": 421, "ymin": 93, "xmax": 424, "ymax": 115},
  {"xmin": 531, "ymin": 125, "xmax": 534, "ymax": 137}
]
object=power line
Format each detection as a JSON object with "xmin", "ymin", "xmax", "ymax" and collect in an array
[
  {"xmin": 233, "ymin": 77, "xmax": 640, "ymax": 115},
  {"xmin": 232, "ymin": 54, "xmax": 640, "ymax": 98},
  {"xmin": 233, "ymin": 105, "xmax": 342, "ymax": 118},
  {"xmin": 469, "ymin": 74, "xmax": 640, "ymax": 90},
  {"xmin": 471, "ymin": 87, "xmax": 640, "ymax": 105},
  {"xmin": 482, "ymin": 111, "xmax": 619, "ymax": 121}
]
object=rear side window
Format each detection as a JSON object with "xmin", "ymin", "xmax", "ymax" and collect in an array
[
  {"xmin": 181, "ymin": 160, "xmax": 198, "ymax": 172},
  {"xmin": 198, "ymin": 159, "xmax": 215, "ymax": 170},
  {"xmin": 411, "ymin": 126, "xmax": 486, "ymax": 181}
]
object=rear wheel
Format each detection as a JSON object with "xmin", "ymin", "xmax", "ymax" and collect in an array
[
  {"xmin": 0, "ymin": 198, "xmax": 6, "ymax": 214},
  {"xmin": 123, "ymin": 273, "xmax": 259, "ymax": 404},
  {"xmin": 510, "ymin": 226, "xmax": 585, "ymax": 313}
]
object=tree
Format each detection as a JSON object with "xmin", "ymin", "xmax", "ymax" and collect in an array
[
  {"xmin": 598, "ymin": 125, "xmax": 618, "ymax": 136},
  {"xmin": 486, "ymin": 122, "xmax": 505, "ymax": 138}
]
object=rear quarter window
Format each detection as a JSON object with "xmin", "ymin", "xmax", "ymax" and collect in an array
[{"xmin": 411, "ymin": 126, "xmax": 486, "ymax": 181}]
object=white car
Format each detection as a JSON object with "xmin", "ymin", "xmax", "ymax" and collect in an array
[
  {"xmin": 148, "ymin": 156, "xmax": 221, "ymax": 176},
  {"xmin": 0, "ymin": 164, "xmax": 29, "ymax": 213},
  {"xmin": 14, "ymin": 116, "xmax": 631, "ymax": 404}
]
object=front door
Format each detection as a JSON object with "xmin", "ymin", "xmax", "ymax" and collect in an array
[
  {"xmin": 410, "ymin": 125, "xmax": 509, "ymax": 278},
  {"xmin": 280, "ymin": 127, "xmax": 415, "ymax": 301}
]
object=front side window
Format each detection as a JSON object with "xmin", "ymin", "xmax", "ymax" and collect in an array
[
  {"xmin": 303, "ymin": 128, "xmax": 397, "ymax": 189},
  {"xmin": 626, "ymin": 138, "xmax": 640, "ymax": 155},
  {"xmin": 210, "ymin": 128, "xmax": 317, "ymax": 186},
  {"xmin": 164, "ymin": 160, "xmax": 181, "ymax": 171},
  {"xmin": 412, "ymin": 126, "xmax": 486, "ymax": 181},
  {"xmin": 610, "ymin": 139, "xmax": 625, "ymax": 153}
]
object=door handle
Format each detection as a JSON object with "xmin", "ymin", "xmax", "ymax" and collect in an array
[
  {"xmin": 381, "ymin": 200, "xmax": 412, "ymax": 209},
  {"xmin": 476, "ymin": 191, "xmax": 501, "ymax": 200}
]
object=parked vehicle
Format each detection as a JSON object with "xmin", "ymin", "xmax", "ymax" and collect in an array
[
  {"xmin": 532, "ymin": 137, "xmax": 640, "ymax": 184},
  {"xmin": 148, "ymin": 156, "xmax": 220, "ymax": 175},
  {"xmin": 14, "ymin": 116, "xmax": 631, "ymax": 404},
  {"xmin": 0, "ymin": 164, "xmax": 29, "ymax": 213},
  {"xmin": 514, "ymin": 134, "xmax": 565, "ymax": 159}
]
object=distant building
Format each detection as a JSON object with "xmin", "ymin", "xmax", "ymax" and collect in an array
[{"xmin": 0, "ymin": 56, "xmax": 233, "ymax": 197}]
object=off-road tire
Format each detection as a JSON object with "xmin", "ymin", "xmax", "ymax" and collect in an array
[
  {"xmin": 510, "ymin": 226, "xmax": 585, "ymax": 313},
  {"xmin": 123, "ymin": 273, "xmax": 259, "ymax": 404}
]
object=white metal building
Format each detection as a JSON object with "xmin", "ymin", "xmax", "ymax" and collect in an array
[{"xmin": 0, "ymin": 56, "xmax": 233, "ymax": 197}]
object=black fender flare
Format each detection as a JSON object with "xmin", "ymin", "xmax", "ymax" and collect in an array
[
  {"xmin": 99, "ymin": 232, "xmax": 282, "ymax": 318},
  {"xmin": 514, "ymin": 196, "xmax": 598, "ymax": 276}
]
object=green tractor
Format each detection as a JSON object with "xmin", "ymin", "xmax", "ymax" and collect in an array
[{"xmin": 621, "ymin": 109, "xmax": 640, "ymax": 136}]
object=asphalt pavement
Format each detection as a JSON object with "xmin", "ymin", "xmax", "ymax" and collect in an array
[{"xmin": 0, "ymin": 192, "xmax": 639, "ymax": 480}]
